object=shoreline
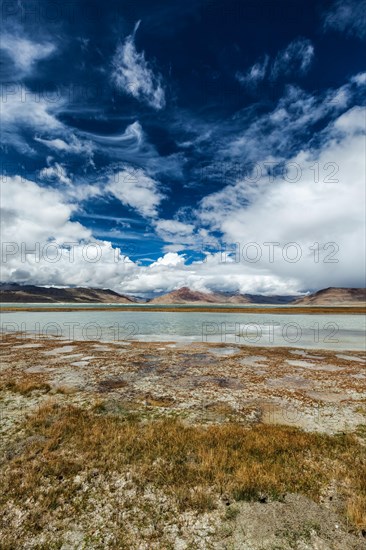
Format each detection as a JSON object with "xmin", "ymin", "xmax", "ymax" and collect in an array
[{"xmin": 1, "ymin": 304, "xmax": 365, "ymax": 314}]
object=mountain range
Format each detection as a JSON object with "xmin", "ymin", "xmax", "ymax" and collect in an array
[
  {"xmin": 1, "ymin": 283, "xmax": 365, "ymax": 305},
  {"xmin": 0, "ymin": 283, "xmax": 134, "ymax": 303}
]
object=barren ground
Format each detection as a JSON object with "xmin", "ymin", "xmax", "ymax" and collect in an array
[{"xmin": 0, "ymin": 333, "xmax": 365, "ymax": 549}]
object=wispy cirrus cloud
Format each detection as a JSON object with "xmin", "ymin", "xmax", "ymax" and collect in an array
[
  {"xmin": 236, "ymin": 38, "xmax": 314, "ymax": 90},
  {"xmin": 323, "ymin": 0, "xmax": 366, "ymax": 40},
  {"xmin": 236, "ymin": 55, "xmax": 269, "ymax": 89},
  {"xmin": 34, "ymin": 135, "xmax": 94, "ymax": 158},
  {"xmin": 210, "ymin": 71, "xmax": 366, "ymax": 166},
  {"xmin": 0, "ymin": 86, "xmax": 96, "ymax": 164},
  {"xmin": 111, "ymin": 20, "xmax": 166, "ymax": 110},
  {"xmin": 270, "ymin": 38, "xmax": 314, "ymax": 79},
  {"xmin": 0, "ymin": 31, "xmax": 56, "ymax": 80},
  {"xmin": 0, "ymin": 87, "xmax": 65, "ymax": 153}
]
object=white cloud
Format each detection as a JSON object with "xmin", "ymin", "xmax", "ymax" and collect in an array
[
  {"xmin": 1, "ymin": 87, "xmax": 64, "ymax": 153},
  {"xmin": 34, "ymin": 135, "xmax": 94, "ymax": 159},
  {"xmin": 1, "ymin": 87, "xmax": 95, "ymax": 162},
  {"xmin": 154, "ymin": 219, "xmax": 194, "ymax": 239},
  {"xmin": 0, "ymin": 176, "xmax": 136, "ymax": 289},
  {"xmin": 39, "ymin": 163, "xmax": 72, "ymax": 186},
  {"xmin": 220, "ymin": 80, "xmax": 357, "ymax": 164},
  {"xmin": 111, "ymin": 21, "xmax": 166, "ymax": 110},
  {"xmin": 0, "ymin": 32, "xmax": 56, "ymax": 77},
  {"xmin": 1, "ymin": 176, "xmax": 86, "ymax": 245},
  {"xmin": 78, "ymin": 120, "xmax": 185, "ymax": 178},
  {"xmin": 1, "ymin": 67, "xmax": 364, "ymax": 297},
  {"xmin": 117, "ymin": 252, "xmax": 302, "ymax": 296},
  {"xmin": 38, "ymin": 163, "xmax": 103, "ymax": 202},
  {"xmin": 236, "ymin": 39, "xmax": 314, "ymax": 91},
  {"xmin": 150, "ymin": 252, "xmax": 186, "ymax": 268},
  {"xmin": 324, "ymin": 0, "xmax": 366, "ymax": 39},
  {"xmin": 236, "ymin": 55, "xmax": 269, "ymax": 88},
  {"xmin": 81, "ymin": 121, "xmax": 144, "ymax": 146},
  {"xmin": 35, "ymin": 138, "xmax": 72, "ymax": 151},
  {"xmin": 271, "ymin": 38, "xmax": 314, "ymax": 79},
  {"xmin": 153, "ymin": 218, "xmax": 210, "ymax": 254},
  {"xmin": 199, "ymin": 106, "xmax": 366, "ymax": 290},
  {"xmin": 333, "ymin": 105, "xmax": 366, "ymax": 133},
  {"xmin": 107, "ymin": 168, "xmax": 165, "ymax": 218},
  {"xmin": 351, "ymin": 72, "xmax": 366, "ymax": 85},
  {"xmin": 0, "ymin": 176, "xmax": 301, "ymax": 296},
  {"xmin": 120, "ymin": 121, "xmax": 144, "ymax": 144}
]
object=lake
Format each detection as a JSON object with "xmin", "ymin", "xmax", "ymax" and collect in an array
[{"xmin": 1, "ymin": 307, "xmax": 365, "ymax": 351}]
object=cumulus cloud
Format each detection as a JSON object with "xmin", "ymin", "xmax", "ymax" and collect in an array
[
  {"xmin": 107, "ymin": 167, "xmax": 165, "ymax": 218},
  {"xmin": 0, "ymin": 176, "xmax": 136, "ymax": 289},
  {"xmin": 199, "ymin": 106, "xmax": 366, "ymax": 290},
  {"xmin": 0, "ymin": 175, "xmax": 302, "ymax": 296},
  {"xmin": 111, "ymin": 21, "xmax": 166, "ymax": 110},
  {"xmin": 116, "ymin": 252, "xmax": 302, "ymax": 296},
  {"xmin": 323, "ymin": 0, "xmax": 366, "ymax": 39}
]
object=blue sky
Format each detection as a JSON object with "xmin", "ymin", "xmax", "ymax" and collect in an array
[{"xmin": 1, "ymin": 0, "xmax": 365, "ymax": 296}]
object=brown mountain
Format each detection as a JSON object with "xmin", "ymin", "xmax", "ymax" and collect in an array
[
  {"xmin": 294, "ymin": 287, "xmax": 366, "ymax": 306},
  {"xmin": 149, "ymin": 287, "xmax": 251, "ymax": 304},
  {"xmin": 148, "ymin": 287, "xmax": 297, "ymax": 305},
  {"xmin": 0, "ymin": 284, "xmax": 135, "ymax": 303}
]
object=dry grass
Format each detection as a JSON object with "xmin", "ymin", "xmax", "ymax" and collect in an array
[
  {"xmin": 204, "ymin": 401, "xmax": 237, "ymax": 416},
  {"xmin": 347, "ymin": 495, "xmax": 366, "ymax": 528},
  {"xmin": 0, "ymin": 378, "xmax": 51, "ymax": 395},
  {"xmin": 144, "ymin": 393, "xmax": 175, "ymax": 407},
  {"xmin": 1, "ymin": 401, "xmax": 365, "ymax": 538}
]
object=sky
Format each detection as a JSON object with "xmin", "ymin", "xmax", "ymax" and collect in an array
[{"xmin": 1, "ymin": 0, "xmax": 365, "ymax": 297}]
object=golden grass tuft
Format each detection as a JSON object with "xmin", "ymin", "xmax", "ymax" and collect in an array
[
  {"xmin": 347, "ymin": 495, "xmax": 366, "ymax": 528},
  {"xmin": 204, "ymin": 401, "xmax": 236, "ymax": 417},
  {"xmin": 144, "ymin": 393, "xmax": 175, "ymax": 407},
  {"xmin": 0, "ymin": 378, "xmax": 51, "ymax": 395}
]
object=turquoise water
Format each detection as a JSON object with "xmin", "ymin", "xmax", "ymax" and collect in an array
[{"xmin": 1, "ymin": 309, "xmax": 365, "ymax": 351}]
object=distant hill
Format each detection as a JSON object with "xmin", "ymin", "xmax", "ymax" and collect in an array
[
  {"xmin": 149, "ymin": 287, "xmax": 297, "ymax": 305},
  {"xmin": 294, "ymin": 287, "xmax": 366, "ymax": 306},
  {"xmin": 0, "ymin": 283, "xmax": 135, "ymax": 303},
  {"xmin": 149, "ymin": 287, "xmax": 250, "ymax": 304}
]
